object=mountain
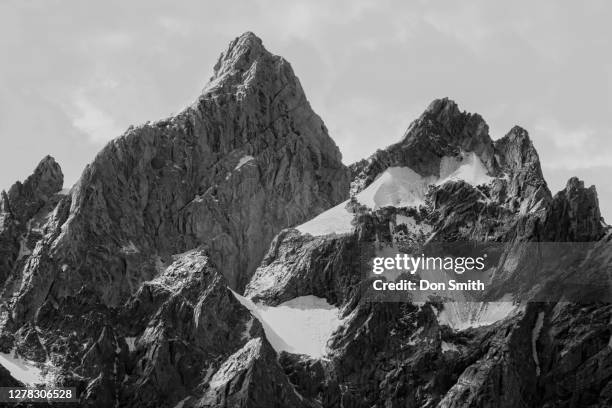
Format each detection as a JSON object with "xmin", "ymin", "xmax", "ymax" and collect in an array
[
  {"xmin": 245, "ymin": 98, "xmax": 611, "ymax": 407},
  {"xmin": 0, "ymin": 32, "xmax": 610, "ymax": 407},
  {"xmin": 0, "ymin": 32, "xmax": 347, "ymax": 406}
]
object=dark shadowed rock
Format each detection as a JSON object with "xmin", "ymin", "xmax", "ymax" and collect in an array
[{"xmin": 543, "ymin": 177, "xmax": 605, "ymax": 241}]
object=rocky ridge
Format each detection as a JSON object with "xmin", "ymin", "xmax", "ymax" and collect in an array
[
  {"xmin": 246, "ymin": 98, "xmax": 611, "ymax": 407},
  {"xmin": 0, "ymin": 32, "xmax": 347, "ymax": 406},
  {"xmin": 0, "ymin": 32, "xmax": 610, "ymax": 407}
]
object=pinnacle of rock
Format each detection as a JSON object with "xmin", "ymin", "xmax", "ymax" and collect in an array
[
  {"xmin": 204, "ymin": 31, "xmax": 281, "ymax": 96},
  {"xmin": 213, "ymin": 31, "xmax": 268, "ymax": 75},
  {"xmin": 423, "ymin": 97, "xmax": 462, "ymax": 119}
]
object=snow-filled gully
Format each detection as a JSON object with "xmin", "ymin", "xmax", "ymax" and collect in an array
[
  {"xmin": 296, "ymin": 151, "xmax": 493, "ymax": 237},
  {"xmin": 231, "ymin": 291, "xmax": 343, "ymax": 359}
]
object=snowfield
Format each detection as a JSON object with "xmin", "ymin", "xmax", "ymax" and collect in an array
[
  {"xmin": 294, "ymin": 151, "xmax": 493, "ymax": 237},
  {"xmin": 295, "ymin": 199, "xmax": 354, "ymax": 237},
  {"xmin": 436, "ymin": 295, "xmax": 522, "ymax": 331},
  {"xmin": 356, "ymin": 167, "xmax": 436, "ymax": 209},
  {"xmin": 232, "ymin": 291, "xmax": 342, "ymax": 359},
  {"xmin": 0, "ymin": 351, "xmax": 44, "ymax": 385},
  {"xmin": 437, "ymin": 152, "xmax": 493, "ymax": 187}
]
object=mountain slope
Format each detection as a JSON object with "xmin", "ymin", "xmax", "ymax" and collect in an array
[
  {"xmin": 0, "ymin": 32, "xmax": 348, "ymax": 407},
  {"xmin": 245, "ymin": 98, "xmax": 611, "ymax": 407}
]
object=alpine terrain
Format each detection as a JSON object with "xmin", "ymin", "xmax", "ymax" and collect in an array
[{"xmin": 0, "ymin": 32, "xmax": 610, "ymax": 407}]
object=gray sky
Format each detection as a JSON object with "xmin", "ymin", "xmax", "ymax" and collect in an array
[{"xmin": 1, "ymin": 0, "xmax": 611, "ymax": 221}]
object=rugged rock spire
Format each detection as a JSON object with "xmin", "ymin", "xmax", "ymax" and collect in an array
[
  {"xmin": 246, "ymin": 98, "xmax": 611, "ymax": 407},
  {"xmin": 0, "ymin": 156, "xmax": 64, "ymax": 283},
  {"xmin": 7, "ymin": 31, "xmax": 349, "ymax": 323},
  {"xmin": 543, "ymin": 177, "xmax": 605, "ymax": 241},
  {"xmin": 0, "ymin": 33, "xmax": 349, "ymax": 406},
  {"xmin": 6, "ymin": 155, "xmax": 63, "ymax": 223},
  {"xmin": 1, "ymin": 36, "xmax": 610, "ymax": 407}
]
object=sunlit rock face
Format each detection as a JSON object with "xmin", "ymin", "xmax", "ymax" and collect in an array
[
  {"xmin": 0, "ymin": 32, "xmax": 349, "ymax": 406},
  {"xmin": 5, "ymin": 31, "xmax": 349, "ymax": 327}
]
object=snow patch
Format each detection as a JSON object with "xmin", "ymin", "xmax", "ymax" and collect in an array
[
  {"xmin": 437, "ymin": 152, "xmax": 493, "ymax": 187},
  {"xmin": 232, "ymin": 291, "xmax": 342, "ymax": 359},
  {"xmin": 441, "ymin": 341, "xmax": 459, "ymax": 353},
  {"xmin": 0, "ymin": 351, "xmax": 44, "ymax": 385},
  {"xmin": 356, "ymin": 167, "xmax": 435, "ymax": 210},
  {"xmin": 395, "ymin": 214, "xmax": 433, "ymax": 236},
  {"xmin": 232, "ymin": 291, "xmax": 292, "ymax": 353},
  {"xmin": 295, "ymin": 200, "xmax": 355, "ymax": 237},
  {"xmin": 256, "ymin": 297, "xmax": 342, "ymax": 358},
  {"xmin": 351, "ymin": 152, "xmax": 491, "ymax": 211},
  {"xmin": 295, "ymin": 151, "xmax": 491, "ymax": 236},
  {"xmin": 125, "ymin": 337, "xmax": 136, "ymax": 352},
  {"xmin": 436, "ymin": 297, "xmax": 520, "ymax": 330},
  {"xmin": 532, "ymin": 311, "xmax": 545, "ymax": 376},
  {"xmin": 235, "ymin": 155, "xmax": 254, "ymax": 171}
]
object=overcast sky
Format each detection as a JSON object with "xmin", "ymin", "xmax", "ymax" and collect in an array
[{"xmin": 1, "ymin": 0, "xmax": 610, "ymax": 220}]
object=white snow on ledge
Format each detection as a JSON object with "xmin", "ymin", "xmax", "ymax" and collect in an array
[
  {"xmin": 356, "ymin": 167, "xmax": 435, "ymax": 209},
  {"xmin": 232, "ymin": 291, "xmax": 342, "ymax": 359},
  {"xmin": 437, "ymin": 152, "xmax": 493, "ymax": 187},
  {"xmin": 436, "ymin": 297, "xmax": 521, "ymax": 331},
  {"xmin": 295, "ymin": 200, "xmax": 354, "ymax": 237},
  {"xmin": 294, "ymin": 151, "xmax": 493, "ymax": 237},
  {"xmin": 235, "ymin": 155, "xmax": 254, "ymax": 170},
  {"xmin": 0, "ymin": 351, "xmax": 44, "ymax": 385}
]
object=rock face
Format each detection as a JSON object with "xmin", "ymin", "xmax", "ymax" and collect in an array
[
  {"xmin": 5, "ymin": 31, "xmax": 349, "ymax": 327},
  {"xmin": 1, "ymin": 33, "xmax": 611, "ymax": 408},
  {"xmin": 0, "ymin": 32, "xmax": 348, "ymax": 407},
  {"xmin": 246, "ymin": 98, "xmax": 612, "ymax": 407},
  {"xmin": 543, "ymin": 177, "xmax": 605, "ymax": 241},
  {"xmin": 0, "ymin": 156, "xmax": 64, "ymax": 283}
]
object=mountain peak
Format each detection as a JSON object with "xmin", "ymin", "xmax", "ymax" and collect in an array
[
  {"xmin": 212, "ymin": 31, "xmax": 270, "ymax": 77},
  {"xmin": 8, "ymin": 155, "xmax": 63, "ymax": 200},
  {"xmin": 423, "ymin": 97, "xmax": 461, "ymax": 118},
  {"xmin": 495, "ymin": 125, "xmax": 540, "ymax": 169}
]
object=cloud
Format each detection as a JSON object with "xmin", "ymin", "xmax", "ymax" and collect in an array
[
  {"xmin": 70, "ymin": 89, "xmax": 123, "ymax": 143},
  {"xmin": 531, "ymin": 118, "xmax": 611, "ymax": 170}
]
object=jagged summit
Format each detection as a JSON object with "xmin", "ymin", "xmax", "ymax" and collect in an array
[
  {"xmin": 1, "ymin": 34, "xmax": 610, "ymax": 407},
  {"xmin": 4, "ymin": 31, "xmax": 349, "ymax": 327},
  {"xmin": 5, "ymin": 155, "xmax": 63, "ymax": 222},
  {"xmin": 213, "ymin": 31, "xmax": 268, "ymax": 75},
  {"xmin": 203, "ymin": 31, "xmax": 297, "ymax": 101},
  {"xmin": 542, "ymin": 176, "xmax": 604, "ymax": 241},
  {"xmin": 422, "ymin": 97, "xmax": 462, "ymax": 119},
  {"xmin": 8, "ymin": 155, "xmax": 63, "ymax": 196}
]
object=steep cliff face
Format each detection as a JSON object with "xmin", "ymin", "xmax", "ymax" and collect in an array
[
  {"xmin": 7, "ymin": 32, "xmax": 349, "ymax": 327},
  {"xmin": 0, "ymin": 156, "xmax": 64, "ymax": 281},
  {"xmin": 0, "ymin": 32, "xmax": 349, "ymax": 407},
  {"xmin": 247, "ymin": 98, "xmax": 555, "ymax": 304}
]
